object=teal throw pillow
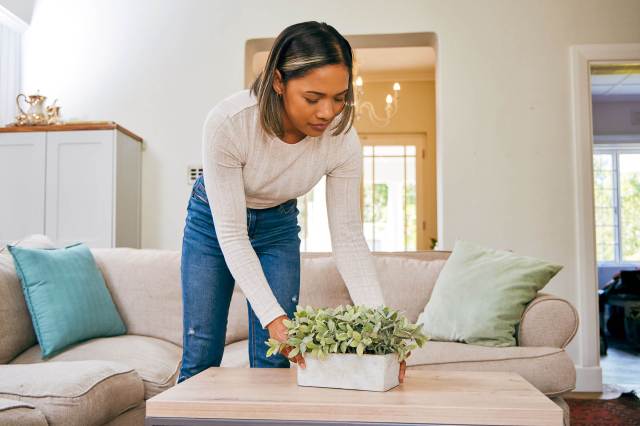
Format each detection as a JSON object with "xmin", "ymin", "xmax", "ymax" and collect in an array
[
  {"xmin": 417, "ymin": 240, "xmax": 562, "ymax": 347},
  {"xmin": 7, "ymin": 242, "xmax": 126, "ymax": 358}
]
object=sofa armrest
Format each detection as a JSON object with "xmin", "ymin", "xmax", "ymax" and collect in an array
[{"xmin": 517, "ymin": 293, "xmax": 579, "ymax": 348}]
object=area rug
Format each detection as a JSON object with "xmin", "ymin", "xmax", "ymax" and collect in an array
[{"xmin": 567, "ymin": 392, "xmax": 640, "ymax": 426}]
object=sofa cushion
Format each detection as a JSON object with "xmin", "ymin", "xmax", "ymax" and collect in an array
[
  {"xmin": 407, "ymin": 341, "xmax": 576, "ymax": 396},
  {"xmin": 91, "ymin": 248, "xmax": 184, "ymax": 347},
  {"xmin": 11, "ymin": 335, "xmax": 181, "ymax": 400},
  {"xmin": 0, "ymin": 235, "xmax": 56, "ymax": 363},
  {"xmin": 220, "ymin": 339, "xmax": 574, "ymax": 396},
  {"xmin": 300, "ymin": 254, "xmax": 447, "ymax": 323},
  {"xmin": 375, "ymin": 256, "xmax": 447, "ymax": 322},
  {"xmin": 0, "ymin": 398, "xmax": 48, "ymax": 426},
  {"xmin": 227, "ymin": 287, "xmax": 249, "ymax": 345},
  {"xmin": 104, "ymin": 401, "xmax": 146, "ymax": 426},
  {"xmin": 0, "ymin": 360, "xmax": 143, "ymax": 426},
  {"xmin": 8, "ymin": 243, "xmax": 127, "ymax": 358},
  {"xmin": 220, "ymin": 339, "xmax": 251, "ymax": 368}
]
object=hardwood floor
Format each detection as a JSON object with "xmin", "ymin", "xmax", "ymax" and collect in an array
[{"xmin": 567, "ymin": 337, "xmax": 640, "ymax": 400}]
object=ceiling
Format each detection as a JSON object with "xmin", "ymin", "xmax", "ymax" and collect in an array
[{"xmin": 591, "ymin": 64, "xmax": 640, "ymax": 103}]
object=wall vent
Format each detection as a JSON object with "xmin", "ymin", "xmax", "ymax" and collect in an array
[{"xmin": 188, "ymin": 165, "xmax": 203, "ymax": 185}]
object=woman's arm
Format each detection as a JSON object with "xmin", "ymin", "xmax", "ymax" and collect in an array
[
  {"xmin": 202, "ymin": 115, "xmax": 286, "ymax": 329},
  {"xmin": 325, "ymin": 128, "xmax": 385, "ymax": 309}
]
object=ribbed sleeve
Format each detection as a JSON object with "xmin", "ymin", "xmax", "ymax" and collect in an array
[
  {"xmin": 325, "ymin": 128, "xmax": 386, "ymax": 309},
  {"xmin": 201, "ymin": 118, "xmax": 286, "ymax": 329}
]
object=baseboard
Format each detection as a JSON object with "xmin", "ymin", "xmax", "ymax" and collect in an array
[{"xmin": 575, "ymin": 365, "xmax": 603, "ymax": 392}]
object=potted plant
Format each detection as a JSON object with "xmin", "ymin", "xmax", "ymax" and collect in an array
[{"xmin": 266, "ymin": 304, "xmax": 429, "ymax": 391}]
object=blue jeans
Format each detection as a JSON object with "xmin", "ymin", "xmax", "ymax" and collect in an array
[{"xmin": 177, "ymin": 175, "xmax": 301, "ymax": 383}]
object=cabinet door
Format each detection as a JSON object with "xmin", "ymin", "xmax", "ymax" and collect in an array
[
  {"xmin": 0, "ymin": 133, "xmax": 46, "ymax": 246},
  {"xmin": 45, "ymin": 130, "xmax": 114, "ymax": 248}
]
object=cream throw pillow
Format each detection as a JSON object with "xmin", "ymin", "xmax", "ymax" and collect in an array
[{"xmin": 417, "ymin": 240, "xmax": 562, "ymax": 347}]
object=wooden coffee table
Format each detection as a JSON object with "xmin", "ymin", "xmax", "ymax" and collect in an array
[{"xmin": 145, "ymin": 367, "xmax": 563, "ymax": 425}]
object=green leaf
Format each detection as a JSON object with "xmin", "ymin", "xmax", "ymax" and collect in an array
[
  {"xmin": 356, "ymin": 342, "xmax": 365, "ymax": 356},
  {"xmin": 336, "ymin": 333, "xmax": 349, "ymax": 341}
]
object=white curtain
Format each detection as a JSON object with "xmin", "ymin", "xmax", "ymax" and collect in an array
[{"xmin": 0, "ymin": 12, "xmax": 24, "ymax": 126}]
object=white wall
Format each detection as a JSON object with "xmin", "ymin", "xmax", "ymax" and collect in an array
[
  {"xmin": 21, "ymin": 0, "xmax": 640, "ymax": 389},
  {"xmin": 0, "ymin": 0, "xmax": 35, "ymax": 23}
]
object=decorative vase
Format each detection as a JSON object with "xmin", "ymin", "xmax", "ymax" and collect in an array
[{"xmin": 296, "ymin": 352, "xmax": 400, "ymax": 392}]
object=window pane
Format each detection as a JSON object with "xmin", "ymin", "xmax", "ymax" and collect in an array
[
  {"xmin": 374, "ymin": 145, "xmax": 405, "ymax": 156},
  {"xmin": 363, "ymin": 156, "xmax": 375, "ymax": 250},
  {"xmin": 593, "ymin": 153, "xmax": 616, "ymax": 263},
  {"xmin": 373, "ymin": 156, "xmax": 403, "ymax": 251},
  {"xmin": 596, "ymin": 227, "xmax": 615, "ymax": 262},
  {"xmin": 363, "ymin": 146, "xmax": 373, "ymax": 156},
  {"xmin": 299, "ymin": 176, "xmax": 331, "ymax": 252},
  {"xmin": 406, "ymin": 157, "xmax": 417, "ymax": 250},
  {"xmin": 619, "ymin": 153, "xmax": 640, "ymax": 261},
  {"xmin": 298, "ymin": 195, "xmax": 307, "ymax": 249},
  {"xmin": 406, "ymin": 146, "xmax": 416, "ymax": 156}
]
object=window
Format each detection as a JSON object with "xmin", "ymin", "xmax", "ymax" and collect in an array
[
  {"xmin": 0, "ymin": 7, "xmax": 25, "ymax": 126},
  {"xmin": 298, "ymin": 133, "xmax": 426, "ymax": 252},
  {"xmin": 593, "ymin": 144, "xmax": 640, "ymax": 264}
]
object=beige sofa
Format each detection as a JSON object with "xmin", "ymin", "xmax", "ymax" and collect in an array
[{"xmin": 0, "ymin": 240, "xmax": 578, "ymax": 425}]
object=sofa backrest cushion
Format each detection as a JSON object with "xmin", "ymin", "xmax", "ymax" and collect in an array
[
  {"xmin": 0, "ymin": 255, "xmax": 37, "ymax": 363},
  {"xmin": 91, "ymin": 248, "xmax": 184, "ymax": 348},
  {"xmin": 0, "ymin": 235, "xmax": 56, "ymax": 363},
  {"xmin": 88, "ymin": 248, "xmax": 450, "ymax": 349},
  {"xmin": 299, "ymin": 252, "xmax": 449, "ymax": 323}
]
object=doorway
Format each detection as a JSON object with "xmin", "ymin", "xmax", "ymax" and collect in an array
[
  {"xmin": 571, "ymin": 44, "xmax": 640, "ymax": 392},
  {"xmin": 590, "ymin": 62, "xmax": 640, "ymax": 392}
]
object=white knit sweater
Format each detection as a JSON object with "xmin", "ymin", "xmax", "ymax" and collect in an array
[{"xmin": 201, "ymin": 89, "xmax": 385, "ymax": 328}]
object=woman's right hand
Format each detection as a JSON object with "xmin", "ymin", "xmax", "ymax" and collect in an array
[{"xmin": 266, "ymin": 314, "xmax": 306, "ymax": 369}]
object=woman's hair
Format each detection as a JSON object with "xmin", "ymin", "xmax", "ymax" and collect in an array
[{"xmin": 250, "ymin": 21, "xmax": 355, "ymax": 138}]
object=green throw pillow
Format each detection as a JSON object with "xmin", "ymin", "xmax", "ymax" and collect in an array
[
  {"xmin": 7, "ymin": 242, "xmax": 126, "ymax": 358},
  {"xmin": 417, "ymin": 240, "xmax": 562, "ymax": 347}
]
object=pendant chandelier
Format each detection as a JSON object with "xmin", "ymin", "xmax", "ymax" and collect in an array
[{"xmin": 352, "ymin": 75, "xmax": 401, "ymax": 127}]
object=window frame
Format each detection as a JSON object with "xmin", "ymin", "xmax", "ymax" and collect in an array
[{"xmin": 593, "ymin": 137, "xmax": 640, "ymax": 266}]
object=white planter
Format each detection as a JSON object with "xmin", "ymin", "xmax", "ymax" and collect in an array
[{"xmin": 296, "ymin": 353, "xmax": 400, "ymax": 392}]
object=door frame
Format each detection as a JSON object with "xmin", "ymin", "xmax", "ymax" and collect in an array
[{"xmin": 570, "ymin": 43, "xmax": 640, "ymax": 392}]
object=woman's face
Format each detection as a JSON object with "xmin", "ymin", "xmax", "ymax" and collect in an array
[{"xmin": 274, "ymin": 64, "xmax": 349, "ymax": 141}]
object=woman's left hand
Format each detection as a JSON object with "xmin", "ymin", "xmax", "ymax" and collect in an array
[{"xmin": 399, "ymin": 351, "xmax": 411, "ymax": 383}]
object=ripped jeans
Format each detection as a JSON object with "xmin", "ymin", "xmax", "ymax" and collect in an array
[{"xmin": 177, "ymin": 175, "xmax": 301, "ymax": 383}]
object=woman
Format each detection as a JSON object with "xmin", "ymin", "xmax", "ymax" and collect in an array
[{"xmin": 178, "ymin": 21, "xmax": 409, "ymax": 384}]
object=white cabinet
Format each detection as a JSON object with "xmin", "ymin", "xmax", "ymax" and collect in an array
[{"xmin": 0, "ymin": 123, "xmax": 142, "ymax": 248}]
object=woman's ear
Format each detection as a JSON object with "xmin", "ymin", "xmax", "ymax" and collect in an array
[{"xmin": 272, "ymin": 69, "xmax": 284, "ymax": 95}]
